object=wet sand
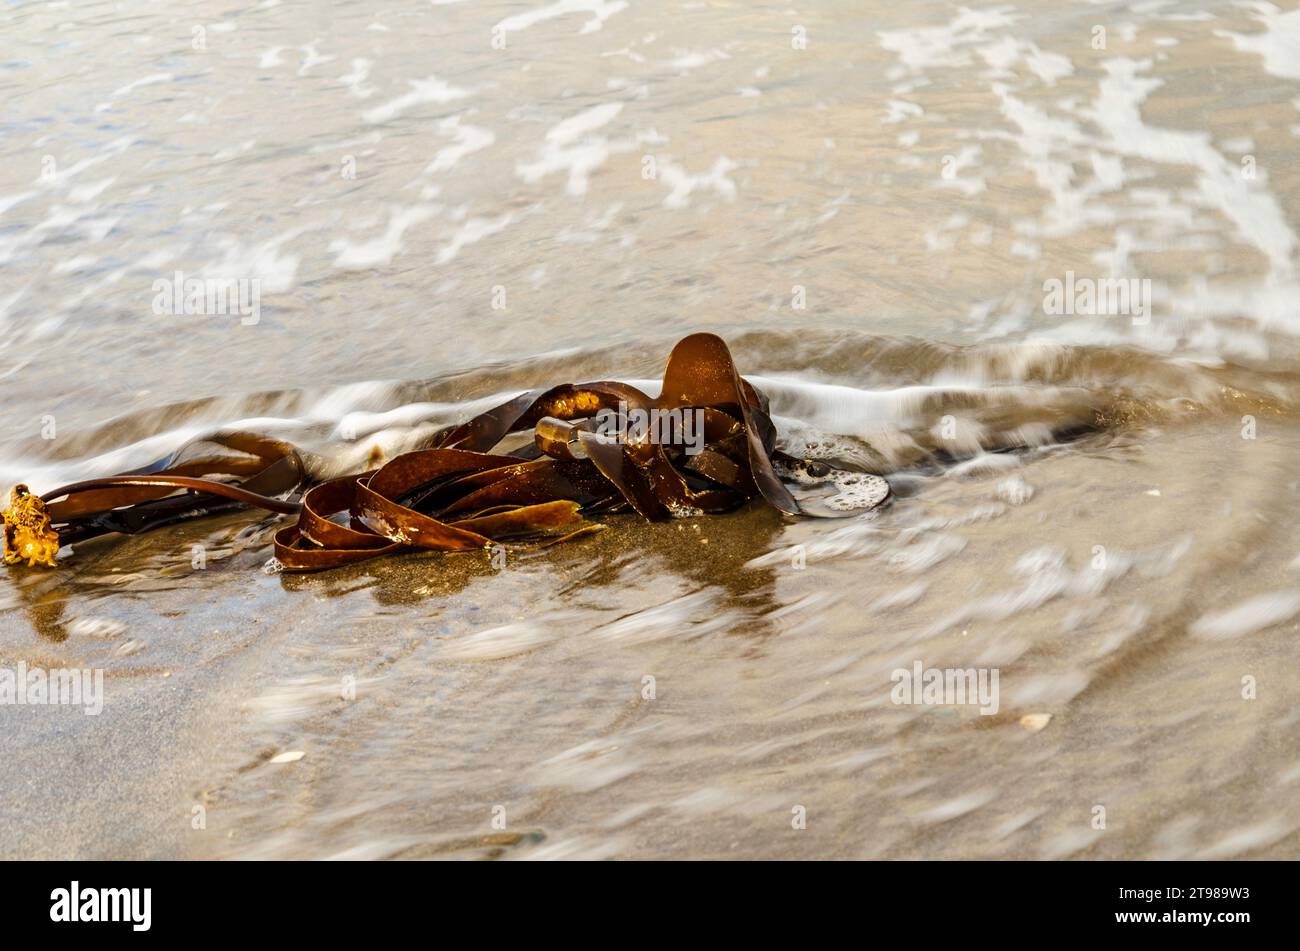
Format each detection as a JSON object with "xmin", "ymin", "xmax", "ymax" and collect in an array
[{"xmin": 4, "ymin": 410, "xmax": 1299, "ymax": 860}]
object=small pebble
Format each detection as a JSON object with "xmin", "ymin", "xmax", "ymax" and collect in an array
[{"xmin": 1019, "ymin": 713, "xmax": 1052, "ymax": 732}]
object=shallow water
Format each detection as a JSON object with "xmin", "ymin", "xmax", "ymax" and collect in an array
[{"xmin": 3, "ymin": 0, "xmax": 1300, "ymax": 859}]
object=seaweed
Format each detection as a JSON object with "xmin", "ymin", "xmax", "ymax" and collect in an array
[{"xmin": 5, "ymin": 334, "xmax": 890, "ymax": 573}]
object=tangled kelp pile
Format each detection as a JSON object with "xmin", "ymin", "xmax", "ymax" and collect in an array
[{"xmin": 4, "ymin": 334, "xmax": 890, "ymax": 573}]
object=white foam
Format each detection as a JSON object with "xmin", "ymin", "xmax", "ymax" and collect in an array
[
  {"xmin": 659, "ymin": 156, "xmax": 737, "ymax": 208},
  {"xmin": 0, "ymin": 191, "xmax": 35, "ymax": 217},
  {"xmin": 330, "ymin": 205, "xmax": 436, "ymax": 269},
  {"xmin": 1085, "ymin": 58, "xmax": 1297, "ymax": 276},
  {"xmin": 436, "ymin": 212, "xmax": 514, "ymax": 264},
  {"xmin": 363, "ymin": 76, "xmax": 472, "ymax": 124},
  {"xmin": 884, "ymin": 99, "xmax": 923, "ymax": 123},
  {"xmin": 878, "ymin": 7, "xmax": 1022, "ymax": 71},
  {"xmin": 426, "ymin": 115, "xmax": 495, "ymax": 175},
  {"xmin": 494, "ymin": 0, "xmax": 628, "ymax": 36},
  {"xmin": 297, "ymin": 42, "xmax": 335, "ymax": 75},
  {"xmin": 977, "ymin": 36, "xmax": 1073, "ymax": 85},
  {"xmin": 1217, "ymin": 5, "xmax": 1300, "ymax": 80},
  {"xmin": 205, "ymin": 227, "xmax": 302, "ymax": 292},
  {"xmin": 94, "ymin": 72, "xmax": 172, "ymax": 111},
  {"xmin": 1190, "ymin": 589, "xmax": 1300, "ymax": 640},
  {"xmin": 259, "ymin": 46, "xmax": 286, "ymax": 69},
  {"xmin": 516, "ymin": 102, "xmax": 624, "ymax": 196},
  {"xmin": 661, "ymin": 49, "xmax": 729, "ymax": 71},
  {"xmin": 338, "ymin": 58, "xmax": 374, "ymax": 98}
]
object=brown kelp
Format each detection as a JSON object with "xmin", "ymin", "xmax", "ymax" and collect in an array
[{"xmin": 3, "ymin": 334, "xmax": 890, "ymax": 573}]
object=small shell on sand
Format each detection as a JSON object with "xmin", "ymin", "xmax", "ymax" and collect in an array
[
  {"xmin": 269, "ymin": 750, "xmax": 305, "ymax": 764},
  {"xmin": 1019, "ymin": 713, "xmax": 1052, "ymax": 732}
]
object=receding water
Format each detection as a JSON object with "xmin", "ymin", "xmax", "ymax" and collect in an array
[{"xmin": 2, "ymin": 0, "xmax": 1300, "ymax": 859}]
